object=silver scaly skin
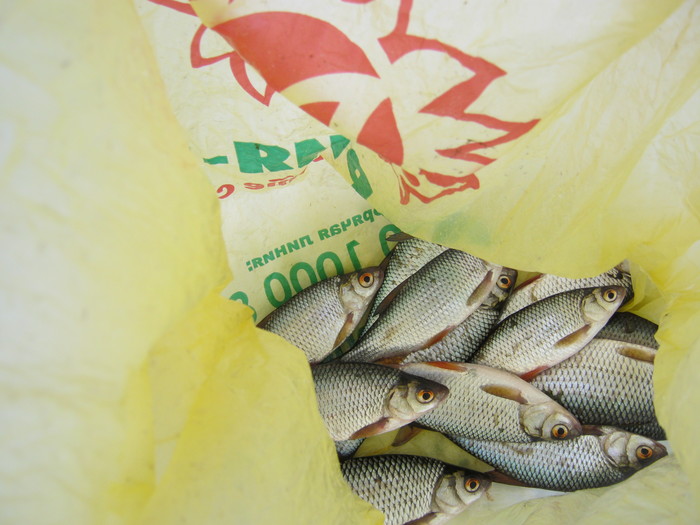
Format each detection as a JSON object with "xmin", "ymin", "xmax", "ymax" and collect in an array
[
  {"xmin": 402, "ymin": 362, "xmax": 581, "ymax": 442},
  {"xmin": 341, "ymin": 455, "xmax": 489, "ymax": 525},
  {"xmin": 449, "ymin": 426, "xmax": 667, "ymax": 492},
  {"xmin": 258, "ymin": 267, "xmax": 383, "ymax": 363},
  {"xmin": 335, "ymin": 439, "xmax": 364, "ymax": 460},
  {"xmin": 362, "ymin": 236, "xmax": 447, "ymax": 336},
  {"xmin": 312, "ymin": 362, "xmax": 449, "ymax": 441},
  {"xmin": 594, "ymin": 312, "xmax": 659, "ymax": 348},
  {"xmin": 499, "ymin": 262, "xmax": 633, "ymax": 322},
  {"xmin": 472, "ymin": 286, "xmax": 626, "ymax": 378},
  {"xmin": 401, "ymin": 268, "xmax": 517, "ymax": 364},
  {"xmin": 341, "ymin": 250, "xmax": 501, "ymax": 363},
  {"xmin": 530, "ymin": 338, "xmax": 657, "ymax": 428}
]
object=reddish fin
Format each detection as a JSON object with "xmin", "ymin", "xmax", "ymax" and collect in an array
[
  {"xmin": 375, "ymin": 354, "xmax": 409, "ymax": 366},
  {"xmin": 513, "ymin": 273, "xmax": 543, "ymax": 292},
  {"xmin": 405, "ymin": 513, "xmax": 437, "ymax": 525},
  {"xmin": 424, "ymin": 361, "xmax": 469, "ymax": 371},
  {"xmin": 485, "ymin": 470, "xmax": 530, "ymax": 487},
  {"xmin": 519, "ymin": 366, "xmax": 550, "ymax": 382},
  {"xmin": 392, "ymin": 425, "xmax": 423, "ymax": 447},
  {"xmin": 332, "ymin": 312, "xmax": 357, "ymax": 349},
  {"xmin": 618, "ymin": 346, "xmax": 656, "ymax": 364},
  {"xmin": 422, "ymin": 325, "xmax": 456, "ymax": 348},
  {"xmin": 350, "ymin": 418, "xmax": 392, "ymax": 439},
  {"xmin": 554, "ymin": 324, "xmax": 591, "ymax": 348},
  {"xmin": 582, "ymin": 425, "xmax": 605, "ymax": 436},
  {"xmin": 467, "ymin": 270, "xmax": 495, "ymax": 307},
  {"xmin": 481, "ymin": 384, "xmax": 528, "ymax": 404},
  {"xmin": 386, "ymin": 231, "xmax": 414, "ymax": 242},
  {"xmin": 374, "ymin": 279, "xmax": 409, "ymax": 316}
]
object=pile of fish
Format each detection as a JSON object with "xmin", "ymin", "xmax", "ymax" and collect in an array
[{"xmin": 258, "ymin": 233, "xmax": 667, "ymax": 525}]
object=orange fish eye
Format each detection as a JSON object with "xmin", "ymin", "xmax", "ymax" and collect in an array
[
  {"xmin": 603, "ymin": 288, "xmax": 618, "ymax": 302},
  {"xmin": 636, "ymin": 445, "xmax": 653, "ymax": 460},
  {"xmin": 416, "ymin": 389, "xmax": 435, "ymax": 403},
  {"xmin": 358, "ymin": 272, "xmax": 374, "ymax": 288},
  {"xmin": 464, "ymin": 478, "xmax": 480, "ymax": 492},
  {"xmin": 551, "ymin": 424, "xmax": 569, "ymax": 439},
  {"xmin": 497, "ymin": 275, "xmax": 512, "ymax": 289}
]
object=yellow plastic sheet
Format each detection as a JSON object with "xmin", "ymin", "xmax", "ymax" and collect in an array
[{"xmin": 1, "ymin": 2, "xmax": 699, "ymax": 525}]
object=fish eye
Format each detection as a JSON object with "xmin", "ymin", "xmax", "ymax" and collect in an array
[
  {"xmin": 603, "ymin": 288, "xmax": 618, "ymax": 302},
  {"xmin": 464, "ymin": 478, "xmax": 480, "ymax": 492},
  {"xmin": 497, "ymin": 275, "xmax": 512, "ymax": 289},
  {"xmin": 358, "ymin": 272, "xmax": 374, "ymax": 288},
  {"xmin": 551, "ymin": 424, "xmax": 569, "ymax": 439},
  {"xmin": 416, "ymin": 389, "xmax": 435, "ymax": 404},
  {"xmin": 636, "ymin": 445, "xmax": 653, "ymax": 460}
]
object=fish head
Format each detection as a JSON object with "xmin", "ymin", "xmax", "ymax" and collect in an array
[
  {"xmin": 599, "ymin": 427, "xmax": 668, "ymax": 470},
  {"xmin": 582, "ymin": 286, "xmax": 627, "ymax": 323},
  {"xmin": 339, "ymin": 267, "xmax": 385, "ymax": 311},
  {"xmin": 432, "ymin": 469, "xmax": 490, "ymax": 516},
  {"xmin": 520, "ymin": 401, "xmax": 583, "ymax": 441},
  {"xmin": 481, "ymin": 268, "xmax": 518, "ymax": 308},
  {"xmin": 385, "ymin": 375, "xmax": 449, "ymax": 422}
]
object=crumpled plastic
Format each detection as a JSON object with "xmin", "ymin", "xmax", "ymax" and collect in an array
[{"xmin": 1, "ymin": 1, "xmax": 698, "ymax": 524}]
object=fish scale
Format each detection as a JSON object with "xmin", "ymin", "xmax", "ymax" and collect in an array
[
  {"xmin": 595, "ymin": 312, "xmax": 659, "ymax": 348},
  {"xmin": 472, "ymin": 287, "xmax": 625, "ymax": 377},
  {"xmin": 341, "ymin": 249, "xmax": 500, "ymax": 363},
  {"xmin": 449, "ymin": 428, "xmax": 666, "ymax": 492},
  {"xmin": 530, "ymin": 338, "xmax": 656, "ymax": 426}
]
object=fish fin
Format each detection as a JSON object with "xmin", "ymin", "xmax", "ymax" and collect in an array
[
  {"xmin": 519, "ymin": 366, "xmax": 550, "ymax": 382},
  {"xmin": 332, "ymin": 312, "xmax": 357, "ymax": 349},
  {"xmin": 392, "ymin": 425, "xmax": 423, "ymax": 447},
  {"xmin": 466, "ymin": 270, "xmax": 495, "ymax": 307},
  {"xmin": 375, "ymin": 354, "xmax": 409, "ymax": 366},
  {"xmin": 421, "ymin": 325, "xmax": 456, "ymax": 348},
  {"xmin": 386, "ymin": 231, "xmax": 414, "ymax": 242},
  {"xmin": 374, "ymin": 280, "xmax": 409, "ymax": 316},
  {"xmin": 513, "ymin": 273, "xmax": 542, "ymax": 292},
  {"xmin": 618, "ymin": 345, "xmax": 656, "ymax": 364},
  {"xmin": 582, "ymin": 425, "xmax": 605, "ymax": 436},
  {"xmin": 404, "ymin": 513, "xmax": 437, "ymax": 525},
  {"xmin": 350, "ymin": 418, "xmax": 392, "ymax": 439},
  {"xmin": 481, "ymin": 384, "xmax": 528, "ymax": 404},
  {"xmin": 554, "ymin": 324, "xmax": 591, "ymax": 348},
  {"xmin": 485, "ymin": 470, "xmax": 530, "ymax": 488},
  {"xmin": 424, "ymin": 361, "xmax": 469, "ymax": 371}
]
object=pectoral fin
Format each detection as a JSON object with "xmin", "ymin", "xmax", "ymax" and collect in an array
[
  {"xmin": 618, "ymin": 345, "xmax": 656, "ymax": 363},
  {"xmin": 332, "ymin": 312, "xmax": 357, "ymax": 349},
  {"xmin": 405, "ymin": 513, "xmax": 438, "ymax": 525},
  {"xmin": 392, "ymin": 425, "xmax": 423, "ymax": 447},
  {"xmin": 481, "ymin": 384, "xmax": 528, "ymax": 405},
  {"xmin": 350, "ymin": 418, "xmax": 392, "ymax": 439},
  {"xmin": 374, "ymin": 280, "xmax": 409, "ymax": 316},
  {"xmin": 555, "ymin": 325, "xmax": 591, "ymax": 348},
  {"xmin": 519, "ymin": 366, "xmax": 550, "ymax": 382},
  {"xmin": 467, "ymin": 270, "xmax": 495, "ymax": 307},
  {"xmin": 485, "ymin": 470, "xmax": 530, "ymax": 487}
]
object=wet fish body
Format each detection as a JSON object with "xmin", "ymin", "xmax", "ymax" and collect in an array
[
  {"xmin": 341, "ymin": 455, "xmax": 489, "ymax": 525},
  {"xmin": 335, "ymin": 439, "xmax": 364, "ymax": 460},
  {"xmin": 401, "ymin": 362, "xmax": 581, "ymax": 442},
  {"xmin": 472, "ymin": 286, "xmax": 626, "ymax": 378},
  {"xmin": 400, "ymin": 268, "xmax": 517, "ymax": 364},
  {"xmin": 530, "ymin": 338, "xmax": 657, "ymax": 428},
  {"xmin": 499, "ymin": 263, "xmax": 632, "ymax": 322},
  {"xmin": 258, "ymin": 267, "xmax": 383, "ymax": 363},
  {"xmin": 312, "ymin": 362, "xmax": 449, "ymax": 441},
  {"xmin": 449, "ymin": 427, "xmax": 667, "ymax": 492},
  {"xmin": 595, "ymin": 312, "xmax": 659, "ymax": 348},
  {"xmin": 362, "ymin": 235, "xmax": 447, "ymax": 336},
  {"xmin": 341, "ymin": 250, "xmax": 501, "ymax": 363}
]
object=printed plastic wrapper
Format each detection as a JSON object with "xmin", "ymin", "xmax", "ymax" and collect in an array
[{"xmin": 1, "ymin": 2, "xmax": 699, "ymax": 525}]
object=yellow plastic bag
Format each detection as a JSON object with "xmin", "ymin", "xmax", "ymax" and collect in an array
[{"xmin": 2, "ymin": 2, "xmax": 698, "ymax": 525}]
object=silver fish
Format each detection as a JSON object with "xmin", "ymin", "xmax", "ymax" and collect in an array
[
  {"xmin": 472, "ymin": 286, "xmax": 626, "ymax": 380},
  {"xmin": 619, "ymin": 420, "xmax": 666, "ymax": 441},
  {"xmin": 399, "ymin": 268, "xmax": 517, "ymax": 364},
  {"xmin": 530, "ymin": 338, "xmax": 657, "ymax": 429},
  {"xmin": 341, "ymin": 455, "xmax": 490, "ymax": 525},
  {"xmin": 400, "ymin": 362, "xmax": 581, "ymax": 442},
  {"xmin": 595, "ymin": 312, "xmax": 659, "ymax": 348},
  {"xmin": 499, "ymin": 262, "xmax": 633, "ymax": 322},
  {"xmin": 362, "ymin": 233, "xmax": 448, "ymax": 336},
  {"xmin": 335, "ymin": 439, "xmax": 364, "ymax": 460},
  {"xmin": 312, "ymin": 362, "xmax": 449, "ymax": 441},
  {"xmin": 341, "ymin": 250, "xmax": 501, "ymax": 363},
  {"xmin": 449, "ymin": 426, "xmax": 667, "ymax": 492},
  {"xmin": 258, "ymin": 267, "xmax": 384, "ymax": 363}
]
